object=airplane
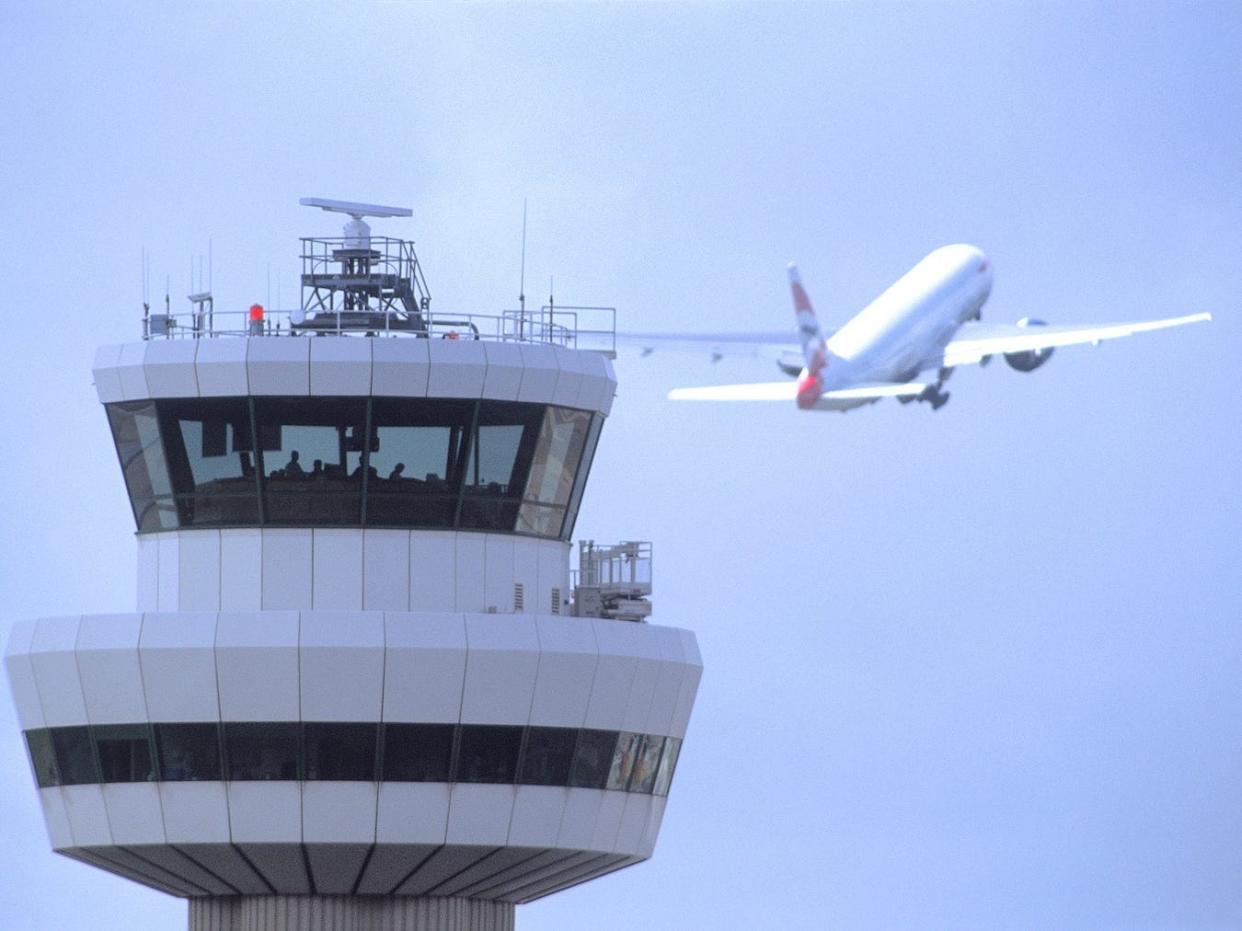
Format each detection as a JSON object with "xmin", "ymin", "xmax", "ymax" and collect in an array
[{"xmin": 649, "ymin": 244, "xmax": 1210, "ymax": 412}]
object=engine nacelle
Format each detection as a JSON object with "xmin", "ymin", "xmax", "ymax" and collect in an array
[{"xmin": 1004, "ymin": 317, "xmax": 1055, "ymax": 372}]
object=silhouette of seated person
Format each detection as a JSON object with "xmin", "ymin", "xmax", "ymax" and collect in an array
[
  {"xmin": 310, "ymin": 459, "xmax": 324, "ymax": 479},
  {"xmin": 388, "ymin": 462, "xmax": 406, "ymax": 481},
  {"xmin": 284, "ymin": 450, "xmax": 306, "ymax": 479},
  {"xmin": 351, "ymin": 462, "xmax": 379, "ymax": 481}
]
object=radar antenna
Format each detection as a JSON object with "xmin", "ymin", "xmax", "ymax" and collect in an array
[{"xmin": 300, "ymin": 197, "xmax": 412, "ymax": 250}]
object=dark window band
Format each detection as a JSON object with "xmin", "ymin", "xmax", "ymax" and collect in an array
[
  {"xmin": 24, "ymin": 723, "xmax": 681, "ymax": 798},
  {"xmin": 106, "ymin": 397, "xmax": 602, "ymax": 541}
]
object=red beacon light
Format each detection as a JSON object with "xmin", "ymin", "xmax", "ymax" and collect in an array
[{"xmin": 248, "ymin": 303, "xmax": 265, "ymax": 335}]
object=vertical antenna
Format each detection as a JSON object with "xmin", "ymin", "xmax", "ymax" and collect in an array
[
  {"xmin": 209, "ymin": 238, "xmax": 213, "ymax": 292},
  {"xmin": 519, "ymin": 199, "xmax": 527, "ymax": 314},
  {"xmin": 267, "ymin": 263, "xmax": 271, "ymax": 310}
]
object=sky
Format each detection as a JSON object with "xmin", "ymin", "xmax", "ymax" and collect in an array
[{"xmin": 1, "ymin": 2, "xmax": 1240, "ymax": 928}]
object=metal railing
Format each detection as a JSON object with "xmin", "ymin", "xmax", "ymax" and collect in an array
[
  {"xmin": 572, "ymin": 540, "xmax": 652, "ymax": 622},
  {"xmin": 141, "ymin": 303, "xmax": 616, "ymax": 354}
]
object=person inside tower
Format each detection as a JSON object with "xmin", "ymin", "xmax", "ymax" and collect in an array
[
  {"xmin": 388, "ymin": 462, "xmax": 405, "ymax": 481},
  {"xmin": 310, "ymin": 459, "xmax": 324, "ymax": 479},
  {"xmin": 284, "ymin": 450, "xmax": 305, "ymax": 478}
]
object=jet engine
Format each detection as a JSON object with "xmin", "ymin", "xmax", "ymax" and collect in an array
[{"xmin": 1004, "ymin": 317, "xmax": 1055, "ymax": 372}]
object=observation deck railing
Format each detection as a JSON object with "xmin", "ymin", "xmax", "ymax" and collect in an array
[{"xmin": 572, "ymin": 541, "xmax": 652, "ymax": 622}]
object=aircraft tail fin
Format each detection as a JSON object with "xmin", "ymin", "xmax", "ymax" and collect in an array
[
  {"xmin": 788, "ymin": 263, "xmax": 829, "ymax": 408},
  {"xmin": 788, "ymin": 263, "xmax": 827, "ymax": 371}
]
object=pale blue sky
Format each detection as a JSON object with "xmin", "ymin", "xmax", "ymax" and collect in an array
[{"xmin": 1, "ymin": 3, "xmax": 1239, "ymax": 928}]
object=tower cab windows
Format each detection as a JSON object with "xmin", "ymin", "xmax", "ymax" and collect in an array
[{"xmin": 105, "ymin": 397, "xmax": 602, "ymax": 541}]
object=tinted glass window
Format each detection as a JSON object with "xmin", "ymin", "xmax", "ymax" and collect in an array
[
  {"xmin": 561, "ymin": 414, "xmax": 603, "ymax": 541},
  {"xmin": 25, "ymin": 730, "xmax": 59, "ymax": 788},
  {"xmin": 225, "ymin": 722, "xmax": 300, "ymax": 780},
  {"xmin": 155, "ymin": 723, "xmax": 221, "ymax": 781},
  {"xmin": 628, "ymin": 735, "xmax": 664, "ymax": 794},
  {"xmin": 568, "ymin": 729, "xmax": 617, "ymax": 789},
  {"xmin": 304, "ymin": 723, "xmax": 376, "ymax": 780},
  {"xmin": 517, "ymin": 407, "xmax": 591, "ymax": 538},
  {"xmin": 255, "ymin": 398, "xmax": 367, "ymax": 525},
  {"xmin": 108, "ymin": 402, "xmax": 177, "ymax": 531},
  {"xmin": 95, "ymin": 724, "xmax": 155, "ymax": 783},
  {"xmin": 51, "ymin": 726, "xmax": 99, "ymax": 786},
  {"xmin": 381, "ymin": 723, "xmax": 455, "ymax": 782},
  {"xmin": 520, "ymin": 727, "xmax": 577, "ymax": 786},
  {"xmin": 159, "ymin": 398, "xmax": 259, "ymax": 526},
  {"xmin": 366, "ymin": 399, "xmax": 473, "ymax": 527},
  {"xmin": 605, "ymin": 731, "xmax": 642, "ymax": 791},
  {"xmin": 458, "ymin": 402, "xmax": 544, "ymax": 531},
  {"xmin": 456, "ymin": 725, "xmax": 522, "ymax": 784},
  {"xmin": 653, "ymin": 737, "xmax": 681, "ymax": 797}
]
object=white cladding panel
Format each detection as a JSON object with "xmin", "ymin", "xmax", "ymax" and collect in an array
[
  {"xmin": 309, "ymin": 337, "xmax": 372, "ymax": 395},
  {"xmin": 551, "ymin": 346, "xmax": 587, "ymax": 408},
  {"xmin": 590, "ymin": 790, "xmax": 627, "ymax": 853},
  {"xmin": 117, "ymin": 341, "xmax": 150, "ymax": 401},
  {"xmin": 371, "ymin": 338, "xmax": 430, "ymax": 397},
  {"xmin": 642, "ymin": 624, "xmax": 687, "ymax": 737},
  {"xmin": 102, "ymin": 783, "xmax": 166, "ymax": 845},
  {"xmin": 598, "ymin": 354, "xmax": 617, "ymax": 416},
  {"xmin": 508, "ymin": 786, "xmax": 568, "ymax": 847},
  {"xmin": 5, "ymin": 620, "xmax": 44, "ymax": 729},
  {"xmin": 529, "ymin": 616, "xmax": 598, "ymax": 728},
  {"xmin": 461, "ymin": 614, "xmax": 539, "ymax": 725},
  {"xmin": 157, "ymin": 533, "xmax": 179, "ymax": 611},
  {"xmin": 484, "ymin": 535, "xmax": 516, "ymax": 613},
  {"xmin": 411, "ymin": 531, "xmax": 456, "ymax": 612},
  {"xmin": 582, "ymin": 620, "xmax": 639, "ymax": 733},
  {"xmin": 247, "ymin": 337, "xmax": 310, "ymax": 395},
  {"xmin": 215, "ymin": 611, "xmax": 300, "ymax": 721},
  {"xmin": 556, "ymin": 788, "xmax": 605, "ymax": 851},
  {"xmin": 311, "ymin": 530, "xmax": 363, "ymax": 610},
  {"xmin": 383, "ymin": 613, "xmax": 467, "ymax": 723},
  {"xmin": 376, "ymin": 783, "xmax": 450, "ymax": 844},
  {"xmin": 363, "ymin": 531, "xmax": 410, "ymax": 611},
  {"xmin": 426, "ymin": 339, "xmax": 487, "ymax": 398},
  {"xmin": 446, "ymin": 783, "xmax": 515, "ymax": 846},
  {"xmin": 454, "ymin": 535, "xmax": 486, "ymax": 614},
  {"xmin": 138, "ymin": 612, "xmax": 220, "ymax": 721},
  {"xmin": 62, "ymin": 784, "xmax": 113, "ymax": 846},
  {"xmin": 195, "ymin": 338, "xmax": 249, "ymax": 396},
  {"xmin": 481, "ymin": 341, "xmax": 525, "ymax": 400},
  {"xmin": 143, "ymin": 340, "xmax": 200, "ymax": 398},
  {"xmin": 76, "ymin": 614, "xmax": 147, "ymax": 725},
  {"xmin": 92, "ymin": 344, "xmax": 126, "ymax": 403},
  {"xmin": 516, "ymin": 343, "xmax": 559, "ymax": 405},
  {"xmin": 615, "ymin": 793, "xmax": 655, "ymax": 855},
  {"xmin": 299, "ymin": 611, "xmax": 385, "ymax": 722},
  {"xmin": 227, "ymin": 782, "xmax": 302, "ymax": 843},
  {"xmin": 29, "ymin": 616, "xmax": 86, "ymax": 727},
  {"xmin": 94, "ymin": 338, "xmax": 613, "ymax": 412},
  {"xmin": 537, "ymin": 543, "xmax": 570, "ymax": 618},
  {"xmin": 303, "ymin": 782, "xmax": 378, "ymax": 843},
  {"xmin": 137, "ymin": 534, "xmax": 159, "ymax": 611},
  {"xmin": 670, "ymin": 628, "xmax": 703, "ymax": 738},
  {"xmin": 160, "ymin": 782, "xmax": 231, "ymax": 843},
  {"xmin": 610, "ymin": 620, "xmax": 664, "ymax": 734},
  {"xmin": 220, "ymin": 529, "xmax": 262, "ymax": 611},
  {"xmin": 262, "ymin": 529, "xmax": 312, "ymax": 610},
  {"xmin": 177, "ymin": 530, "xmax": 221, "ymax": 611},
  {"xmin": 39, "ymin": 788, "xmax": 74, "ymax": 850},
  {"xmin": 637, "ymin": 794, "xmax": 667, "ymax": 857}
]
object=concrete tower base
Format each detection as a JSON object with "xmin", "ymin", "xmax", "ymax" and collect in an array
[{"xmin": 189, "ymin": 896, "xmax": 515, "ymax": 931}]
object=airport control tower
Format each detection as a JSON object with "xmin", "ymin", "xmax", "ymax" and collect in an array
[{"xmin": 5, "ymin": 200, "xmax": 701, "ymax": 930}]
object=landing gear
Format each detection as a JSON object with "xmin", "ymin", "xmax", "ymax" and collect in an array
[{"xmin": 918, "ymin": 385, "xmax": 951, "ymax": 410}]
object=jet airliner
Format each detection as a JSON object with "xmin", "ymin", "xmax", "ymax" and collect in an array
[{"xmin": 658, "ymin": 245, "xmax": 1210, "ymax": 411}]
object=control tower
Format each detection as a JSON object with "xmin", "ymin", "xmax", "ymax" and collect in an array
[{"xmin": 5, "ymin": 201, "xmax": 701, "ymax": 930}]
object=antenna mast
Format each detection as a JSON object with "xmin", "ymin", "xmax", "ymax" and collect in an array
[{"xmin": 519, "ymin": 199, "xmax": 527, "ymax": 314}]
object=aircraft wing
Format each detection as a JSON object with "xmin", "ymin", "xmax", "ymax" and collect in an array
[
  {"xmin": 669, "ymin": 380, "xmax": 928, "ymax": 403},
  {"xmin": 940, "ymin": 313, "xmax": 1212, "ymax": 368}
]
